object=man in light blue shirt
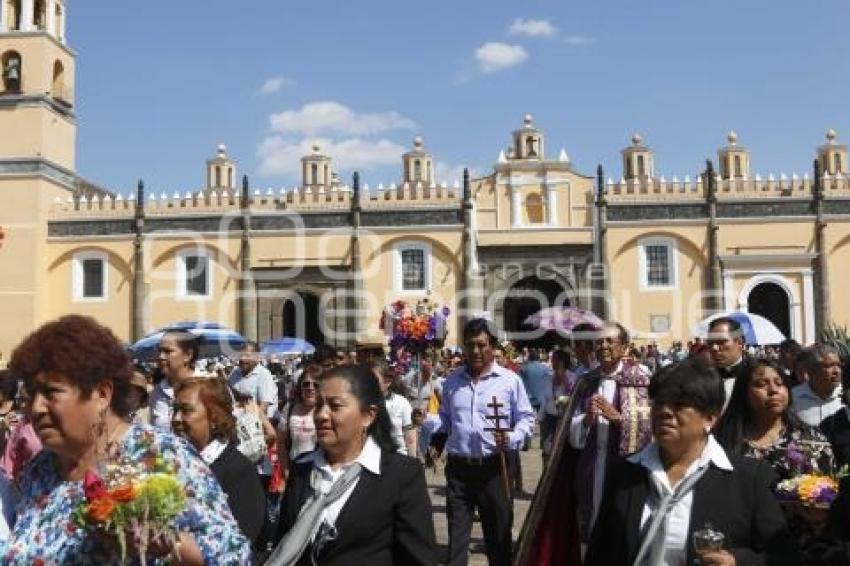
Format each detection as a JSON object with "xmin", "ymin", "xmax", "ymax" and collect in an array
[
  {"xmin": 433, "ymin": 318, "xmax": 535, "ymax": 566},
  {"xmin": 520, "ymin": 350, "xmax": 550, "ymax": 414}
]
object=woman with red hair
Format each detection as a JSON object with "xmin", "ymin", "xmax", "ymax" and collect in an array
[
  {"xmin": 5, "ymin": 315, "xmax": 250, "ymax": 564},
  {"xmin": 172, "ymin": 376, "xmax": 266, "ymax": 543}
]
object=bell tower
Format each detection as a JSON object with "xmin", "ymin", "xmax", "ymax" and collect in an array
[
  {"xmin": 0, "ymin": 0, "xmax": 77, "ymax": 355},
  {"xmin": 621, "ymin": 133, "xmax": 654, "ymax": 180},
  {"xmin": 817, "ymin": 129, "xmax": 848, "ymax": 176},
  {"xmin": 402, "ymin": 136, "xmax": 433, "ymax": 185},
  {"xmin": 512, "ymin": 114, "xmax": 544, "ymax": 160},
  {"xmin": 717, "ymin": 131, "xmax": 751, "ymax": 180},
  {"xmin": 205, "ymin": 143, "xmax": 236, "ymax": 193}
]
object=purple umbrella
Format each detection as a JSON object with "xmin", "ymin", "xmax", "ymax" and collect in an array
[{"xmin": 524, "ymin": 307, "xmax": 604, "ymax": 332}]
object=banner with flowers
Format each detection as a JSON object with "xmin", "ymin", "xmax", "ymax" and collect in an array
[{"xmin": 381, "ymin": 298, "xmax": 450, "ymax": 374}]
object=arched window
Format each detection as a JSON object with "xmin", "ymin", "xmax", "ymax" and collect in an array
[
  {"xmin": 734, "ymin": 155, "xmax": 742, "ymax": 177},
  {"xmin": 1, "ymin": 51, "xmax": 22, "ymax": 94},
  {"xmin": 311, "ymin": 163, "xmax": 318, "ymax": 185},
  {"xmin": 637, "ymin": 155, "xmax": 646, "ymax": 177},
  {"xmin": 54, "ymin": 4, "xmax": 63, "ymax": 39},
  {"xmin": 51, "ymin": 59, "xmax": 64, "ymax": 100},
  {"xmin": 34, "ymin": 0, "xmax": 46, "ymax": 30},
  {"xmin": 835, "ymin": 153, "xmax": 842, "ymax": 174},
  {"xmin": 526, "ymin": 136, "xmax": 537, "ymax": 157},
  {"xmin": 525, "ymin": 193, "xmax": 544, "ymax": 224},
  {"xmin": 414, "ymin": 159, "xmax": 422, "ymax": 181},
  {"xmin": 214, "ymin": 166, "xmax": 222, "ymax": 187},
  {"xmin": 8, "ymin": 0, "xmax": 21, "ymax": 31}
]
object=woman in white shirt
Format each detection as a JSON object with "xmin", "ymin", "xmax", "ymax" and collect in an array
[
  {"xmin": 271, "ymin": 364, "xmax": 436, "ymax": 565},
  {"xmin": 277, "ymin": 364, "xmax": 320, "ymax": 481},
  {"xmin": 586, "ymin": 357, "xmax": 795, "ymax": 566},
  {"xmin": 370, "ymin": 360, "xmax": 417, "ymax": 457}
]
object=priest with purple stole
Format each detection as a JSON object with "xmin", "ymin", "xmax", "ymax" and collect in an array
[{"xmin": 568, "ymin": 322, "xmax": 652, "ymax": 542}]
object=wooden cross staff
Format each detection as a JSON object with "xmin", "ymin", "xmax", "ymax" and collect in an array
[{"xmin": 484, "ymin": 395, "xmax": 513, "ymax": 501}]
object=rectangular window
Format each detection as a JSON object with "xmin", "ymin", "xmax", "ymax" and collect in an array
[
  {"xmin": 645, "ymin": 244, "xmax": 671, "ymax": 286},
  {"xmin": 81, "ymin": 258, "xmax": 104, "ymax": 298},
  {"xmin": 401, "ymin": 248, "xmax": 425, "ymax": 290},
  {"xmin": 184, "ymin": 255, "xmax": 209, "ymax": 296}
]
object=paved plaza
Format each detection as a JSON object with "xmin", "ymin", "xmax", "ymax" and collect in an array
[{"xmin": 426, "ymin": 439, "xmax": 543, "ymax": 565}]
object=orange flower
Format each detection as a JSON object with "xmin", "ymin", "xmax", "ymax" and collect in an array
[
  {"xmin": 108, "ymin": 483, "xmax": 137, "ymax": 503},
  {"xmin": 87, "ymin": 496, "xmax": 116, "ymax": 523}
]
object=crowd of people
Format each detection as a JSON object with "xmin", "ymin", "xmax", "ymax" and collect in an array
[{"xmin": 0, "ymin": 313, "xmax": 848, "ymax": 564}]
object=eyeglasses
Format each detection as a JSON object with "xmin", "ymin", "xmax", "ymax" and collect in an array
[{"xmin": 300, "ymin": 381, "xmax": 318, "ymax": 389}]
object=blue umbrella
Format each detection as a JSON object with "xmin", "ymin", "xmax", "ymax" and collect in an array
[
  {"xmin": 261, "ymin": 337, "xmax": 316, "ymax": 356},
  {"xmin": 129, "ymin": 321, "xmax": 247, "ymax": 361},
  {"xmin": 692, "ymin": 311, "xmax": 786, "ymax": 345}
]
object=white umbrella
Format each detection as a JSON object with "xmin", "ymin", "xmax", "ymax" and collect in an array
[{"xmin": 691, "ymin": 311, "xmax": 785, "ymax": 345}]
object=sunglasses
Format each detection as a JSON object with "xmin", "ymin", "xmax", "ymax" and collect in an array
[{"xmin": 300, "ymin": 381, "xmax": 318, "ymax": 389}]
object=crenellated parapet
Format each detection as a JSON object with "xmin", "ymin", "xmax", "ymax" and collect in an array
[
  {"xmin": 49, "ymin": 180, "xmax": 462, "ymax": 219},
  {"xmin": 604, "ymin": 172, "xmax": 850, "ymax": 203}
]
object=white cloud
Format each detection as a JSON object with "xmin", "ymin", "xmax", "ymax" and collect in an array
[
  {"xmin": 268, "ymin": 101, "xmax": 417, "ymax": 137},
  {"xmin": 257, "ymin": 136, "xmax": 406, "ymax": 177},
  {"xmin": 563, "ymin": 35, "xmax": 597, "ymax": 47},
  {"xmin": 509, "ymin": 18, "xmax": 557, "ymax": 38},
  {"xmin": 435, "ymin": 161, "xmax": 481, "ymax": 184},
  {"xmin": 258, "ymin": 76, "xmax": 296, "ymax": 95},
  {"xmin": 474, "ymin": 42, "xmax": 529, "ymax": 74}
]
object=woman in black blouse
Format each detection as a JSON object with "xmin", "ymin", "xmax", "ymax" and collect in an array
[
  {"xmin": 171, "ymin": 376, "xmax": 266, "ymax": 543},
  {"xmin": 715, "ymin": 358, "xmax": 835, "ymax": 482},
  {"xmin": 272, "ymin": 364, "xmax": 436, "ymax": 566}
]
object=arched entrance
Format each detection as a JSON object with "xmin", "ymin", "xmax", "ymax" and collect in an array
[
  {"xmin": 503, "ymin": 276, "xmax": 567, "ymax": 348},
  {"xmin": 747, "ymin": 282, "xmax": 791, "ymax": 340},
  {"xmin": 282, "ymin": 291, "xmax": 326, "ymax": 347}
]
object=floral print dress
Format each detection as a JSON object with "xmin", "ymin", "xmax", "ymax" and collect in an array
[
  {"xmin": 743, "ymin": 423, "xmax": 836, "ymax": 565},
  {"xmin": 742, "ymin": 423, "xmax": 835, "ymax": 483},
  {"xmin": 1, "ymin": 423, "xmax": 252, "ymax": 565}
]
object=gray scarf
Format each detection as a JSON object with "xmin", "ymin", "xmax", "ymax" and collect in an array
[
  {"xmin": 266, "ymin": 462, "xmax": 363, "ymax": 566},
  {"xmin": 632, "ymin": 462, "xmax": 710, "ymax": 566}
]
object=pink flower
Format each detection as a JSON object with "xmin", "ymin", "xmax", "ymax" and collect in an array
[{"xmin": 83, "ymin": 469, "xmax": 107, "ymax": 502}]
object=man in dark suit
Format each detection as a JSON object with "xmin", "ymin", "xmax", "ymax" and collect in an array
[{"xmin": 706, "ymin": 317, "xmax": 750, "ymax": 406}]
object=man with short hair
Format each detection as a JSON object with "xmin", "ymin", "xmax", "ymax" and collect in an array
[
  {"xmin": 432, "ymin": 318, "xmax": 535, "ymax": 566},
  {"xmin": 706, "ymin": 317, "xmax": 750, "ymax": 402},
  {"xmin": 228, "ymin": 342, "xmax": 278, "ymax": 445},
  {"xmin": 793, "ymin": 344, "xmax": 844, "ymax": 427}
]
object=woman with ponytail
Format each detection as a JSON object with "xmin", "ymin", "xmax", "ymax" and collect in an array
[{"xmin": 271, "ymin": 364, "xmax": 436, "ymax": 566}]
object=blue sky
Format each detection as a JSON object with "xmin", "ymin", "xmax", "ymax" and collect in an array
[{"xmin": 70, "ymin": 1, "xmax": 850, "ymax": 194}]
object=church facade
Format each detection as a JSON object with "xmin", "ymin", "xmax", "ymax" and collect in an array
[{"xmin": 1, "ymin": 2, "xmax": 848, "ymax": 354}]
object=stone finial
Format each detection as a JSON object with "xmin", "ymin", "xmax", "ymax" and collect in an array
[
  {"xmin": 312, "ymin": 143, "xmax": 322, "ymax": 154},
  {"xmin": 523, "ymin": 113, "xmax": 533, "ymax": 126},
  {"xmin": 826, "ymin": 128, "xmax": 838, "ymax": 143},
  {"xmin": 558, "ymin": 148, "xmax": 570, "ymax": 163},
  {"xmin": 413, "ymin": 136, "xmax": 424, "ymax": 150},
  {"xmin": 498, "ymin": 150, "xmax": 507, "ymax": 163},
  {"xmin": 631, "ymin": 133, "xmax": 643, "ymax": 145},
  {"xmin": 727, "ymin": 131, "xmax": 738, "ymax": 146}
]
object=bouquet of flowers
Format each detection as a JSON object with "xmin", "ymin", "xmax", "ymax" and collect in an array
[
  {"xmin": 775, "ymin": 474, "xmax": 840, "ymax": 509},
  {"xmin": 74, "ymin": 449, "xmax": 186, "ymax": 565}
]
